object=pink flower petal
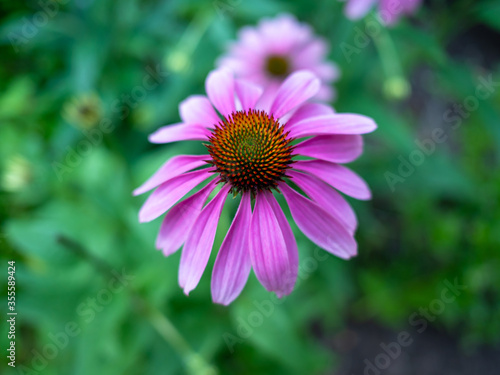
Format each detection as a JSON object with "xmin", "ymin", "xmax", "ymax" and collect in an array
[
  {"xmin": 270, "ymin": 70, "xmax": 321, "ymax": 119},
  {"xmin": 265, "ymin": 193, "xmax": 298, "ymax": 294},
  {"xmin": 179, "ymin": 95, "xmax": 220, "ymax": 128},
  {"xmin": 156, "ymin": 180, "xmax": 217, "ymax": 256},
  {"xmin": 403, "ymin": 0, "xmax": 423, "ymax": 13},
  {"xmin": 379, "ymin": 0, "xmax": 400, "ymax": 25},
  {"xmin": 288, "ymin": 113, "xmax": 377, "ymax": 138},
  {"xmin": 345, "ymin": 0, "xmax": 377, "ymax": 19},
  {"xmin": 236, "ymin": 26, "xmax": 261, "ymax": 52},
  {"xmin": 260, "ymin": 14, "xmax": 308, "ymax": 52},
  {"xmin": 254, "ymin": 80, "xmax": 281, "ymax": 112},
  {"xmin": 287, "ymin": 170, "xmax": 357, "ymax": 233},
  {"xmin": 294, "ymin": 160, "xmax": 371, "ymax": 200},
  {"xmin": 315, "ymin": 85, "xmax": 335, "ymax": 102},
  {"xmin": 285, "ymin": 102, "xmax": 334, "ymax": 130},
  {"xmin": 279, "ymin": 183, "xmax": 357, "ymax": 259},
  {"xmin": 133, "ymin": 155, "xmax": 209, "ymax": 196},
  {"xmin": 378, "ymin": 0, "xmax": 422, "ymax": 25},
  {"xmin": 211, "ymin": 193, "xmax": 252, "ymax": 305},
  {"xmin": 178, "ymin": 184, "xmax": 230, "ymax": 295},
  {"xmin": 294, "ymin": 39, "xmax": 329, "ymax": 69},
  {"xmin": 149, "ymin": 123, "xmax": 210, "ymax": 144},
  {"xmin": 235, "ymin": 79, "xmax": 263, "ymax": 111},
  {"xmin": 138, "ymin": 169, "xmax": 213, "ymax": 223},
  {"xmin": 205, "ymin": 69, "xmax": 236, "ymax": 117},
  {"xmin": 249, "ymin": 191, "xmax": 295, "ymax": 297},
  {"xmin": 314, "ymin": 62, "xmax": 341, "ymax": 82},
  {"xmin": 294, "ymin": 134, "xmax": 363, "ymax": 163}
]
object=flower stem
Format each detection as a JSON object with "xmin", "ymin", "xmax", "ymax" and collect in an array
[
  {"xmin": 57, "ymin": 234, "xmax": 218, "ymax": 375},
  {"xmin": 372, "ymin": 26, "xmax": 410, "ymax": 100},
  {"xmin": 147, "ymin": 306, "xmax": 218, "ymax": 375},
  {"xmin": 165, "ymin": 12, "xmax": 213, "ymax": 73}
]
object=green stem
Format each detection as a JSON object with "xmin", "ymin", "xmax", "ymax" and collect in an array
[
  {"xmin": 165, "ymin": 12, "xmax": 213, "ymax": 73},
  {"xmin": 147, "ymin": 306, "xmax": 218, "ymax": 375},
  {"xmin": 372, "ymin": 26, "xmax": 410, "ymax": 100},
  {"xmin": 57, "ymin": 235, "xmax": 218, "ymax": 375}
]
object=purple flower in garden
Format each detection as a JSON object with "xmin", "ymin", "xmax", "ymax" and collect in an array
[
  {"xmin": 217, "ymin": 14, "xmax": 339, "ymax": 107},
  {"xmin": 343, "ymin": 0, "xmax": 422, "ymax": 25},
  {"xmin": 134, "ymin": 68, "xmax": 376, "ymax": 305}
]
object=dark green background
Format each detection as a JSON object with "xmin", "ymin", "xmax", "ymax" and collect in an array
[{"xmin": 1, "ymin": 0, "xmax": 499, "ymax": 374}]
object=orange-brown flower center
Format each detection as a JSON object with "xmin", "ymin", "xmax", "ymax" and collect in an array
[{"xmin": 206, "ymin": 110, "xmax": 294, "ymax": 194}]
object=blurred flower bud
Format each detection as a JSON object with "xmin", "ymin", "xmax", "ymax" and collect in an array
[
  {"xmin": 165, "ymin": 50, "xmax": 190, "ymax": 73},
  {"xmin": 383, "ymin": 76, "xmax": 410, "ymax": 100},
  {"xmin": 63, "ymin": 93, "xmax": 103, "ymax": 129},
  {"xmin": 1, "ymin": 154, "xmax": 32, "ymax": 192}
]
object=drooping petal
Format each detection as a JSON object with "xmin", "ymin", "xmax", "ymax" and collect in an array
[
  {"xmin": 280, "ymin": 183, "xmax": 357, "ymax": 259},
  {"xmin": 235, "ymin": 79, "xmax": 263, "ymax": 111},
  {"xmin": 294, "ymin": 160, "xmax": 371, "ymax": 200},
  {"xmin": 211, "ymin": 193, "xmax": 252, "ymax": 305},
  {"xmin": 138, "ymin": 169, "xmax": 213, "ymax": 223},
  {"xmin": 249, "ymin": 192, "xmax": 294, "ymax": 297},
  {"xmin": 265, "ymin": 193, "xmax": 298, "ymax": 293},
  {"xmin": 179, "ymin": 95, "xmax": 220, "ymax": 127},
  {"xmin": 294, "ymin": 134, "xmax": 363, "ymax": 163},
  {"xmin": 149, "ymin": 123, "xmax": 210, "ymax": 144},
  {"xmin": 287, "ymin": 170, "xmax": 357, "ymax": 233},
  {"xmin": 156, "ymin": 180, "xmax": 217, "ymax": 256},
  {"xmin": 133, "ymin": 155, "xmax": 209, "ymax": 196},
  {"xmin": 178, "ymin": 184, "xmax": 230, "ymax": 295},
  {"xmin": 284, "ymin": 102, "xmax": 334, "ymax": 130},
  {"xmin": 288, "ymin": 114, "xmax": 377, "ymax": 138},
  {"xmin": 270, "ymin": 70, "xmax": 320, "ymax": 119},
  {"xmin": 205, "ymin": 69, "xmax": 236, "ymax": 117}
]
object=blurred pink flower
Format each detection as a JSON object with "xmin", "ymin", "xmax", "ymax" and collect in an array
[
  {"xmin": 135, "ymin": 69, "xmax": 376, "ymax": 305},
  {"xmin": 343, "ymin": 0, "xmax": 422, "ymax": 25},
  {"xmin": 217, "ymin": 14, "xmax": 339, "ymax": 107}
]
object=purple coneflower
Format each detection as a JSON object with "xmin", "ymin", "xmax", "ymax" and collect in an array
[
  {"xmin": 135, "ymin": 68, "xmax": 376, "ymax": 305},
  {"xmin": 343, "ymin": 0, "xmax": 422, "ymax": 25},
  {"xmin": 216, "ymin": 14, "xmax": 339, "ymax": 106}
]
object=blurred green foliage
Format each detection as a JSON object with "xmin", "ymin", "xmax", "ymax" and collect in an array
[{"xmin": 1, "ymin": 0, "xmax": 499, "ymax": 374}]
